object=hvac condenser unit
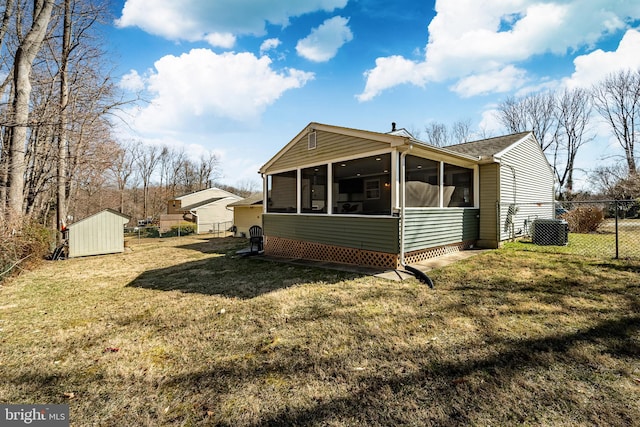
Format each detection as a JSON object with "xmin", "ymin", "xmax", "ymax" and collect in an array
[{"xmin": 531, "ymin": 219, "xmax": 569, "ymax": 246}]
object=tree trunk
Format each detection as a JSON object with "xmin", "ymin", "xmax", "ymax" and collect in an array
[
  {"xmin": 6, "ymin": 0, "xmax": 55, "ymax": 222},
  {"xmin": 57, "ymin": 0, "xmax": 71, "ymax": 242}
]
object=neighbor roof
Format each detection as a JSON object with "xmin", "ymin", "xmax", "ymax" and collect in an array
[
  {"xmin": 181, "ymin": 197, "xmax": 226, "ymax": 211},
  {"xmin": 445, "ymin": 131, "xmax": 532, "ymax": 159},
  {"xmin": 227, "ymin": 193, "xmax": 262, "ymax": 207}
]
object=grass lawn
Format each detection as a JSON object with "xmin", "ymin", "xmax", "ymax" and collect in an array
[{"xmin": 1, "ymin": 236, "xmax": 639, "ymax": 426}]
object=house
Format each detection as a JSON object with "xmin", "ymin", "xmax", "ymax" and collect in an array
[
  {"xmin": 258, "ymin": 122, "xmax": 555, "ymax": 269},
  {"xmin": 67, "ymin": 209, "xmax": 131, "ymax": 258},
  {"xmin": 227, "ymin": 193, "xmax": 263, "ymax": 237},
  {"xmin": 160, "ymin": 187, "xmax": 242, "ymax": 234}
]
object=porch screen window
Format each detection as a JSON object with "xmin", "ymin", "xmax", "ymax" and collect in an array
[
  {"xmin": 301, "ymin": 165, "xmax": 327, "ymax": 213},
  {"xmin": 332, "ymin": 154, "xmax": 391, "ymax": 215},
  {"xmin": 267, "ymin": 170, "xmax": 297, "ymax": 213},
  {"xmin": 405, "ymin": 155, "xmax": 440, "ymax": 207},
  {"xmin": 444, "ymin": 163, "xmax": 474, "ymax": 207}
]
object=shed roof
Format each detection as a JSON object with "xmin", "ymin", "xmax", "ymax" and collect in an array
[{"xmin": 68, "ymin": 208, "xmax": 130, "ymax": 228}]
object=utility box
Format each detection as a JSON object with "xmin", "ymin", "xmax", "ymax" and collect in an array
[{"xmin": 531, "ymin": 218, "xmax": 569, "ymax": 246}]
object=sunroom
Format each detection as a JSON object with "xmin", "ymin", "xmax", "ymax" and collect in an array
[{"xmin": 259, "ymin": 123, "xmax": 482, "ymax": 269}]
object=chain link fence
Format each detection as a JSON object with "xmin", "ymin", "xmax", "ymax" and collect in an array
[
  {"xmin": 499, "ymin": 200, "xmax": 640, "ymax": 260},
  {"xmin": 125, "ymin": 220, "xmax": 233, "ymax": 240}
]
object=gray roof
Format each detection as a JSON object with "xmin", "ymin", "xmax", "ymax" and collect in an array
[
  {"xmin": 227, "ymin": 193, "xmax": 263, "ymax": 207},
  {"xmin": 445, "ymin": 131, "xmax": 531, "ymax": 159},
  {"xmin": 181, "ymin": 197, "xmax": 226, "ymax": 211}
]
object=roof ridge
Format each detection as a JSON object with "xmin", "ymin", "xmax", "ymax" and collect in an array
[{"xmin": 449, "ymin": 131, "xmax": 531, "ymax": 148}]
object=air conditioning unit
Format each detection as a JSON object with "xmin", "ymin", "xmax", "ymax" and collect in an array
[{"xmin": 531, "ymin": 219, "xmax": 569, "ymax": 246}]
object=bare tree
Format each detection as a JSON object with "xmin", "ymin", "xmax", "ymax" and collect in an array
[
  {"xmin": 590, "ymin": 162, "xmax": 638, "ymax": 198},
  {"xmin": 554, "ymin": 88, "xmax": 593, "ymax": 198},
  {"xmin": 591, "ymin": 69, "xmax": 640, "ymax": 174},
  {"xmin": 196, "ymin": 152, "xmax": 220, "ymax": 190},
  {"xmin": 134, "ymin": 144, "xmax": 160, "ymax": 219},
  {"xmin": 56, "ymin": 0, "xmax": 71, "ymax": 238},
  {"xmin": 107, "ymin": 142, "xmax": 135, "ymax": 213},
  {"xmin": 451, "ymin": 119, "xmax": 472, "ymax": 144},
  {"xmin": 424, "ymin": 122, "xmax": 449, "ymax": 147},
  {"xmin": 6, "ymin": 0, "xmax": 55, "ymax": 221},
  {"xmin": 496, "ymin": 92, "xmax": 558, "ymax": 152}
]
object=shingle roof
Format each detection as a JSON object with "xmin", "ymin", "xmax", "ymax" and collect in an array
[
  {"xmin": 227, "ymin": 193, "xmax": 262, "ymax": 207},
  {"xmin": 181, "ymin": 197, "xmax": 226, "ymax": 211},
  {"xmin": 445, "ymin": 131, "xmax": 531, "ymax": 159}
]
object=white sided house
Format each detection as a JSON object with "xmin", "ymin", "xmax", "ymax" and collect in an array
[
  {"xmin": 163, "ymin": 187, "xmax": 242, "ymax": 234},
  {"xmin": 258, "ymin": 122, "xmax": 555, "ymax": 269},
  {"xmin": 227, "ymin": 193, "xmax": 263, "ymax": 237},
  {"xmin": 67, "ymin": 209, "xmax": 131, "ymax": 258}
]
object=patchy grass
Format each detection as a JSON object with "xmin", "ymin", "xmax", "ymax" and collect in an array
[
  {"xmin": 1, "ymin": 236, "xmax": 639, "ymax": 426},
  {"xmin": 506, "ymin": 224, "xmax": 640, "ymax": 259}
]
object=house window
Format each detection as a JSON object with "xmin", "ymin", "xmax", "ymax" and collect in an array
[
  {"xmin": 267, "ymin": 170, "xmax": 297, "ymax": 213},
  {"xmin": 364, "ymin": 179, "xmax": 380, "ymax": 200},
  {"xmin": 301, "ymin": 165, "xmax": 327, "ymax": 213},
  {"xmin": 405, "ymin": 155, "xmax": 440, "ymax": 207},
  {"xmin": 444, "ymin": 163, "xmax": 474, "ymax": 207},
  {"xmin": 405, "ymin": 155, "xmax": 474, "ymax": 207},
  {"xmin": 332, "ymin": 154, "xmax": 391, "ymax": 215}
]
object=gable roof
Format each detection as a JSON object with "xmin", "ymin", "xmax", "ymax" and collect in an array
[
  {"xmin": 445, "ymin": 131, "xmax": 532, "ymax": 159},
  {"xmin": 260, "ymin": 122, "xmax": 481, "ymax": 173},
  {"xmin": 181, "ymin": 197, "xmax": 231, "ymax": 211},
  {"xmin": 69, "ymin": 208, "xmax": 131, "ymax": 227},
  {"xmin": 174, "ymin": 187, "xmax": 239, "ymax": 201},
  {"xmin": 228, "ymin": 193, "xmax": 263, "ymax": 207}
]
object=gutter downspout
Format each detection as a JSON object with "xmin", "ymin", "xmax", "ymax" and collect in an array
[{"xmin": 399, "ymin": 144, "xmax": 412, "ymax": 267}]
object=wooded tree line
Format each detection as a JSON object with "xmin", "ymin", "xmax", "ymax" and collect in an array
[
  {"xmin": 0, "ymin": 1, "xmax": 240, "ymax": 237},
  {"xmin": 1, "ymin": 0, "xmax": 638, "ymax": 242},
  {"xmin": 420, "ymin": 69, "xmax": 640, "ymax": 200},
  {"xmin": 0, "ymin": 0, "xmax": 118, "ymax": 232}
]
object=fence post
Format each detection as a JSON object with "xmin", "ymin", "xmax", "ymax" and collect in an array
[{"xmin": 614, "ymin": 201, "xmax": 619, "ymax": 259}]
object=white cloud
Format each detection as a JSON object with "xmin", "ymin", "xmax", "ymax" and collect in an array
[
  {"xmin": 563, "ymin": 29, "xmax": 640, "ymax": 89},
  {"xmin": 116, "ymin": 0, "xmax": 348, "ymax": 46},
  {"xmin": 129, "ymin": 49, "xmax": 314, "ymax": 133},
  {"xmin": 296, "ymin": 16, "xmax": 353, "ymax": 62},
  {"xmin": 357, "ymin": 56, "xmax": 431, "ymax": 102},
  {"xmin": 260, "ymin": 38, "xmax": 281, "ymax": 55},
  {"xmin": 204, "ymin": 32, "xmax": 236, "ymax": 49},
  {"xmin": 357, "ymin": 0, "xmax": 640, "ymax": 101},
  {"xmin": 119, "ymin": 69, "xmax": 146, "ymax": 91},
  {"xmin": 478, "ymin": 107, "xmax": 503, "ymax": 136},
  {"xmin": 451, "ymin": 66, "xmax": 528, "ymax": 98}
]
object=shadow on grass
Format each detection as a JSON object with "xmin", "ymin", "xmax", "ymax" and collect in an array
[
  {"xmin": 126, "ymin": 254, "xmax": 363, "ymax": 299},
  {"xmin": 162, "ymin": 312, "xmax": 640, "ymax": 426}
]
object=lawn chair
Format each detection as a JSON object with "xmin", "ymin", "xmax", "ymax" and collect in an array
[{"xmin": 249, "ymin": 225, "xmax": 263, "ymax": 253}]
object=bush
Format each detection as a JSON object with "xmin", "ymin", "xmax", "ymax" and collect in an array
[
  {"xmin": 0, "ymin": 219, "xmax": 54, "ymax": 282},
  {"xmin": 560, "ymin": 206, "xmax": 604, "ymax": 233},
  {"xmin": 165, "ymin": 223, "xmax": 195, "ymax": 237}
]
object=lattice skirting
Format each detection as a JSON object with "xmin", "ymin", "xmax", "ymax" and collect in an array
[
  {"xmin": 264, "ymin": 236, "xmax": 399, "ymax": 269},
  {"xmin": 403, "ymin": 240, "xmax": 476, "ymax": 265}
]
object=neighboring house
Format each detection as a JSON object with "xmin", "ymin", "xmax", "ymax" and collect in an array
[
  {"xmin": 227, "ymin": 193, "xmax": 263, "ymax": 237},
  {"xmin": 161, "ymin": 187, "xmax": 242, "ymax": 234},
  {"xmin": 258, "ymin": 122, "xmax": 554, "ymax": 269},
  {"xmin": 67, "ymin": 209, "xmax": 130, "ymax": 258}
]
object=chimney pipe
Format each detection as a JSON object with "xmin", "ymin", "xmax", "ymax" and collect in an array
[{"xmin": 392, "ymin": 122, "xmax": 396, "ymax": 132}]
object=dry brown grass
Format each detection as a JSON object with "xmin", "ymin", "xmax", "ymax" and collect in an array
[{"xmin": 1, "ymin": 235, "xmax": 639, "ymax": 426}]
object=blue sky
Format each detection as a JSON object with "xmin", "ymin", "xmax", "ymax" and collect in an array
[{"xmin": 107, "ymin": 0, "xmax": 640, "ymax": 189}]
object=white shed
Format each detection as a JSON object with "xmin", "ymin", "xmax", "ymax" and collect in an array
[{"xmin": 67, "ymin": 209, "xmax": 131, "ymax": 258}]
